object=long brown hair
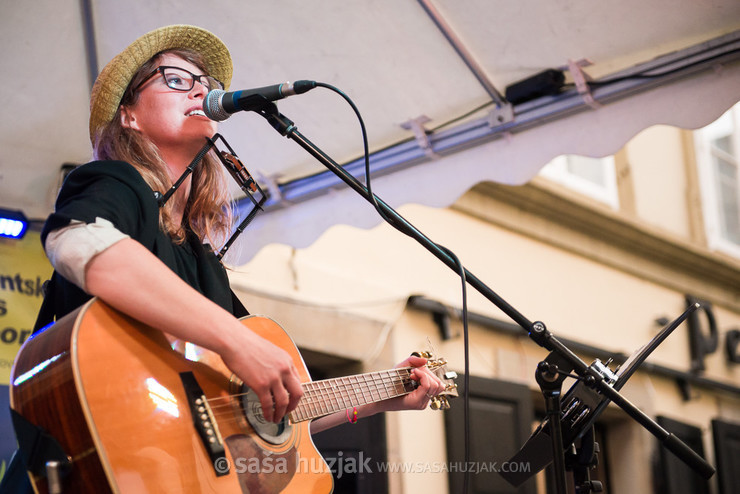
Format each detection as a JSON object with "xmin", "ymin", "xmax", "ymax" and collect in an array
[{"xmin": 93, "ymin": 49, "xmax": 233, "ymax": 250}]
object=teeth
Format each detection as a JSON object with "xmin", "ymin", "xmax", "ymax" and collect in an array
[{"xmin": 187, "ymin": 109, "xmax": 206, "ymax": 117}]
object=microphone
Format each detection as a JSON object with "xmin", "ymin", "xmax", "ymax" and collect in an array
[{"xmin": 203, "ymin": 80, "xmax": 317, "ymax": 121}]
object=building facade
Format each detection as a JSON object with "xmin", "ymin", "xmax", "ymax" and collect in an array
[{"xmin": 230, "ymin": 105, "xmax": 740, "ymax": 494}]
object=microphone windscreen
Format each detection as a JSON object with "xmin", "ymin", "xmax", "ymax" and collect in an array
[{"xmin": 203, "ymin": 89, "xmax": 230, "ymax": 122}]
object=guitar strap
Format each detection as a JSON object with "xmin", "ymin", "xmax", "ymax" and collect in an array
[
  {"xmin": 10, "ymin": 410, "xmax": 72, "ymax": 479},
  {"xmin": 0, "ymin": 450, "xmax": 33, "ymax": 494},
  {"xmin": 231, "ymin": 288, "xmax": 250, "ymax": 318},
  {"xmin": 32, "ymin": 273, "xmax": 57, "ymax": 334},
  {"xmin": 0, "ymin": 411, "xmax": 71, "ymax": 494}
]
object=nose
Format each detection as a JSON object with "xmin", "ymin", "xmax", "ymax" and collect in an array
[{"xmin": 190, "ymin": 78, "xmax": 209, "ymax": 98}]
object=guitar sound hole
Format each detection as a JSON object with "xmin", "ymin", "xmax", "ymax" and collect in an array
[{"xmin": 240, "ymin": 385, "xmax": 293, "ymax": 445}]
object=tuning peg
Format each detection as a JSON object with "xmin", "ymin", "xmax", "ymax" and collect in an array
[{"xmin": 430, "ymin": 396, "xmax": 450, "ymax": 410}]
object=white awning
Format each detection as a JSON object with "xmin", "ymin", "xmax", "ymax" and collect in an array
[
  {"xmin": 225, "ymin": 35, "xmax": 740, "ymax": 263},
  {"xmin": 1, "ymin": 0, "xmax": 739, "ymax": 261}
]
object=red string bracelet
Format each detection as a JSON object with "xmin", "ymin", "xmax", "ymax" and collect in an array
[{"xmin": 346, "ymin": 407, "xmax": 358, "ymax": 424}]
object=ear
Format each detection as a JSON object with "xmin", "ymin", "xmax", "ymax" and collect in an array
[{"xmin": 119, "ymin": 106, "xmax": 140, "ymax": 131}]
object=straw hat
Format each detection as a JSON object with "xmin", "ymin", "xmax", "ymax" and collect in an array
[{"xmin": 89, "ymin": 24, "xmax": 232, "ymax": 142}]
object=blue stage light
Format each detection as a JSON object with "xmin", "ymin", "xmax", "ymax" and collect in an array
[{"xmin": 0, "ymin": 208, "xmax": 29, "ymax": 239}]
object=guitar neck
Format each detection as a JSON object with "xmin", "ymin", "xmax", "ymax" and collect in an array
[{"xmin": 289, "ymin": 367, "xmax": 416, "ymax": 423}]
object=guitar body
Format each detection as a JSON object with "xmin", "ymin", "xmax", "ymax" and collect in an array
[{"xmin": 10, "ymin": 299, "xmax": 333, "ymax": 494}]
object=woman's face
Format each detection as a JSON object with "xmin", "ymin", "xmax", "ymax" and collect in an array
[{"xmin": 120, "ymin": 53, "xmax": 218, "ymax": 158}]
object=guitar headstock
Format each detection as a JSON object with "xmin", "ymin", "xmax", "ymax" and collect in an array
[{"xmin": 413, "ymin": 351, "xmax": 459, "ymax": 410}]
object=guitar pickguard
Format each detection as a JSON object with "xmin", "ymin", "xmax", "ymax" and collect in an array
[{"xmin": 224, "ymin": 434, "xmax": 298, "ymax": 494}]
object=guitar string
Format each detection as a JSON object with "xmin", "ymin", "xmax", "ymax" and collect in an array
[
  {"xmin": 195, "ymin": 362, "xmax": 447, "ymax": 427},
  {"xmin": 293, "ymin": 371, "xmax": 414, "ymax": 419},
  {"xmin": 204, "ymin": 372, "xmax": 413, "ymax": 414},
  {"xmin": 204, "ymin": 382, "xmax": 411, "ymax": 415},
  {"xmin": 201, "ymin": 376, "xmax": 417, "ymax": 427},
  {"xmin": 203, "ymin": 367, "xmax": 414, "ymax": 406},
  {"xmin": 204, "ymin": 381, "xmax": 419, "ymax": 426},
  {"xmin": 201, "ymin": 368, "xmax": 413, "ymax": 421}
]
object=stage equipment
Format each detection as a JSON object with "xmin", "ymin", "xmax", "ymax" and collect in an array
[
  {"xmin": 153, "ymin": 133, "xmax": 268, "ymax": 260},
  {"xmin": 500, "ymin": 303, "xmax": 703, "ymax": 492},
  {"xmin": 0, "ymin": 208, "xmax": 29, "ymax": 239},
  {"xmin": 203, "ymin": 81, "xmax": 316, "ymax": 121},
  {"xmin": 505, "ymin": 69, "xmax": 566, "ymax": 105}
]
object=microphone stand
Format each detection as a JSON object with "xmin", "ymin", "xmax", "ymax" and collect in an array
[{"xmin": 248, "ymin": 101, "xmax": 715, "ymax": 492}]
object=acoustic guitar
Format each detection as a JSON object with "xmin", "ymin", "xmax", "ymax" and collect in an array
[{"xmin": 10, "ymin": 298, "xmax": 457, "ymax": 493}]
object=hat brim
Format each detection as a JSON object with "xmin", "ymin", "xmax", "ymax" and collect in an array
[{"xmin": 89, "ymin": 24, "xmax": 232, "ymax": 142}]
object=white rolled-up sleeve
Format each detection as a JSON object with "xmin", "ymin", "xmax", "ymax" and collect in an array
[{"xmin": 44, "ymin": 217, "xmax": 130, "ymax": 291}]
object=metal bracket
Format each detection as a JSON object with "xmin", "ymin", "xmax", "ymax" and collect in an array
[
  {"xmin": 566, "ymin": 58, "xmax": 601, "ymax": 109},
  {"xmin": 401, "ymin": 115, "xmax": 438, "ymax": 159},
  {"xmin": 488, "ymin": 103, "xmax": 515, "ymax": 128}
]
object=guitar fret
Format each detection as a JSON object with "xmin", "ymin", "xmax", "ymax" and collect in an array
[
  {"xmin": 329, "ymin": 379, "xmax": 342, "ymax": 413},
  {"xmin": 318, "ymin": 381, "xmax": 331, "ymax": 416},
  {"xmin": 383, "ymin": 371, "xmax": 396, "ymax": 399},
  {"xmin": 370, "ymin": 372, "xmax": 388, "ymax": 401},
  {"xmin": 355, "ymin": 375, "xmax": 366, "ymax": 404},
  {"xmin": 338, "ymin": 377, "xmax": 352, "ymax": 409},
  {"xmin": 306, "ymin": 382, "xmax": 322, "ymax": 418},
  {"xmin": 313, "ymin": 381, "xmax": 322, "ymax": 416},
  {"xmin": 359, "ymin": 375, "xmax": 369, "ymax": 406},
  {"xmin": 337, "ymin": 379, "xmax": 349, "ymax": 410},
  {"xmin": 368, "ymin": 373, "xmax": 380, "ymax": 400},
  {"xmin": 332, "ymin": 379, "xmax": 347, "ymax": 412},
  {"xmin": 394, "ymin": 369, "xmax": 409, "ymax": 394},
  {"xmin": 363, "ymin": 374, "xmax": 375, "ymax": 403},
  {"xmin": 347, "ymin": 376, "xmax": 361, "ymax": 407},
  {"xmin": 377, "ymin": 371, "xmax": 391, "ymax": 400},
  {"xmin": 347, "ymin": 376, "xmax": 360, "ymax": 406}
]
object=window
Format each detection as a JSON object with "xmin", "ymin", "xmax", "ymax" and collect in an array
[
  {"xmin": 538, "ymin": 155, "xmax": 619, "ymax": 209},
  {"xmin": 445, "ymin": 377, "xmax": 536, "ymax": 494},
  {"xmin": 695, "ymin": 104, "xmax": 740, "ymax": 258},
  {"xmin": 655, "ymin": 416, "xmax": 710, "ymax": 494},
  {"xmin": 712, "ymin": 419, "xmax": 740, "ymax": 494}
]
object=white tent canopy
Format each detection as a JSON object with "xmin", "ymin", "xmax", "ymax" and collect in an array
[{"xmin": 1, "ymin": 0, "xmax": 739, "ymax": 262}]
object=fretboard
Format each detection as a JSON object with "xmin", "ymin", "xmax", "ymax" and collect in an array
[{"xmin": 289, "ymin": 367, "xmax": 417, "ymax": 423}]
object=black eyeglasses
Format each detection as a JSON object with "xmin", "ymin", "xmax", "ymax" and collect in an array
[{"xmin": 134, "ymin": 66, "xmax": 224, "ymax": 93}]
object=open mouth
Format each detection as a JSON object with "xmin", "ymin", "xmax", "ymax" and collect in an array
[{"xmin": 187, "ymin": 109, "xmax": 207, "ymax": 117}]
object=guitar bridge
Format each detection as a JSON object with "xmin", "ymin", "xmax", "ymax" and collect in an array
[{"xmin": 179, "ymin": 372, "xmax": 229, "ymax": 476}]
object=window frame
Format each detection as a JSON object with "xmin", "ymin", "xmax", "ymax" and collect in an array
[
  {"xmin": 694, "ymin": 104, "xmax": 740, "ymax": 259},
  {"xmin": 538, "ymin": 155, "xmax": 619, "ymax": 209}
]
